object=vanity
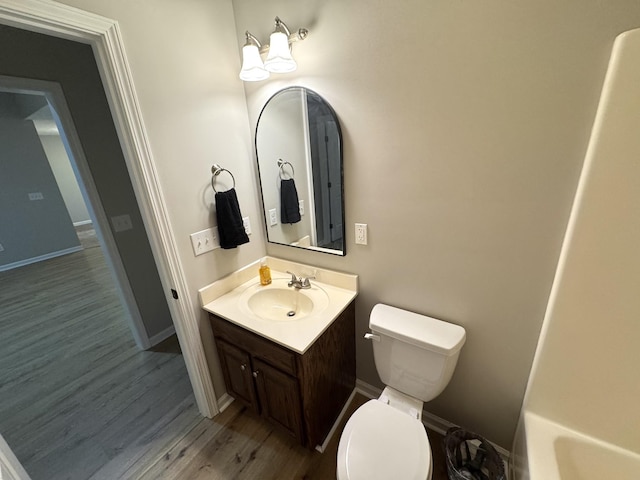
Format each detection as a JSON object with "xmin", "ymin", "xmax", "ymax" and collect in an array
[{"xmin": 199, "ymin": 257, "xmax": 358, "ymax": 450}]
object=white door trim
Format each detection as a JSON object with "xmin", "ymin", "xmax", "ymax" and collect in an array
[
  {"xmin": 0, "ymin": 433, "xmax": 31, "ymax": 480},
  {"xmin": 0, "ymin": 0, "xmax": 218, "ymax": 417}
]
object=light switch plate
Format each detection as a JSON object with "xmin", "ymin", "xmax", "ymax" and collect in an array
[
  {"xmin": 355, "ymin": 223, "xmax": 368, "ymax": 245},
  {"xmin": 190, "ymin": 227, "xmax": 219, "ymax": 256},
  {"xmin": 269, "ymin": 209, "xmax": 278, "ymax": 226}
]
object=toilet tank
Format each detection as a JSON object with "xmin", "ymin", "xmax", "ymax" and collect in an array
[{"xmin": 370, "ymin": 304, "xmax": 466, "ymax": 402}]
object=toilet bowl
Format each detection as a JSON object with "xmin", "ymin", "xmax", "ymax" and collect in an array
[
  {"xmin": 337, "ymin": 304, "xmax": 466, "ymax": 480},
  {"xmin": 337, "ymin": 390, "xmax": 432, "ymax": 480}
]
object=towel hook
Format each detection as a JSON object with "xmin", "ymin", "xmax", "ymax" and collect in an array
[
  {"xmin": 211, "ymin": 164, "xmax": 235, "ymax": 193},
  {"xmin": 277, "ymin": 159, "xmax": 295, "ymax": 180}
]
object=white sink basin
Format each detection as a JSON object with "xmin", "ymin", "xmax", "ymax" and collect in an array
[
  {"xmin": 200, "ymin": 261, "xmax": 358, "ymax": 354},
  {"xmin": 241, "ymin": 278, "xmax": 329, "ymax": 322}
]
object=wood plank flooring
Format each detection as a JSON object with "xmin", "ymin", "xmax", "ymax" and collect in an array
[
  {"xmin": 0, "ymin": 231, "xmax": 197, "ymax": 479},
  {"xmin": 0, "ymin": 228, "xmax": 451, "ymax": 479},
  {"xmin": 132, "ymin": 393, "xmax": 449, "ymax": 480}
]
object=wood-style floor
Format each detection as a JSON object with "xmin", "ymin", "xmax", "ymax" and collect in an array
[
  {"xmin": 0, "ymin": 229, "xmax": 450, "ymax": 479},
  {"xmin": 0, "ymin": 230, "xmax": 198, "ymax": 479},
  {"xmin": 130, "ymin": 393, "xmax": 449, "ymax": 480}
]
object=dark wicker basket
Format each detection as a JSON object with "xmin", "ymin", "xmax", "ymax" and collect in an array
[{"xmin": 443, "ymin": 427, "xmax": 506, "ymax": 480}]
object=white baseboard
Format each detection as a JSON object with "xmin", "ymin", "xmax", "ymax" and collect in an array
[
  {"xmin": 216, "ymin": 393, "xmax": 234, "ymax": 414},
  {"xmin": 354, "ymin": 378, "xmax": 381, "ymax": 400},
  {"xmin": 148, "ymin": 325, "xmax": 176, "ymax": 347},
  {"xmin": 355, "ymin": 379, "xmax": 511, "ymax": 464},
  {"xmin": 0, "ymin": 246, "xmax": 83, "ymax": 272},
  {"xmin": 73, "ymin": 219, "xmax": 93, "ymax": 227},
  {"xmin": 315, "ymin": 388, "xmax": 357, "ymax": 453}
]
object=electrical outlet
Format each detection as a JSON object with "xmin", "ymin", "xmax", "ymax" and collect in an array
[
  {"xmin": 269, "ymin": 208, "xmax": 278, "ymax": 226},
  {"xmin": 111, "ymin": 214, "xmax": 133, "ymax": 232},
  {"xmin": 242, "ymin": 216, "xmax": 251, "ymax": 235},
  {"xmin": 190, "ymin": 227, "xmax": 219, "ymax": 256},
  {"xmin": 299, "ymin": 200, "xmax": 304, "ymax": 216},
  {"xmin": 355, "ymin": 223, "xmax": 368, "ymax": 245},
  {"xmin": 28, "ymin": 192, "xmax": 44, "ymax": 201}
]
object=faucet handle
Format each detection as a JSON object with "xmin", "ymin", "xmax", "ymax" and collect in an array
[
  {"xmin": 301, "ymin": 276, "xmax": 315, "ymax": 288},
  {"xmin": 286, "ymin": 271, "xmax": 299, "ymax": 286}
]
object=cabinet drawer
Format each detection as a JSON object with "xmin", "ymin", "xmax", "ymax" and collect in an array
[{"xmin": 210, "ymin": 314, "xmax": 297, "ymax": 376}]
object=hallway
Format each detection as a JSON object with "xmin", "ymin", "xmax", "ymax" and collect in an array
[{"xmin": 0, "ymin": 231, "xmax": 197, "ymax": 479}]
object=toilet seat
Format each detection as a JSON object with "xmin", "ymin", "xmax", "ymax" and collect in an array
[{"xmin": 337, "ymin": 400, "xmax": 431, "ymax": 480}]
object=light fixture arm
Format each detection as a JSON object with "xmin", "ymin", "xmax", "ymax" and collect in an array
[
  {"xmin": 257, "ymin": 17, "xmax": 309, "ymax": 54},
  {"xmin": 244, "ymin": 30, "xmax": 262, "ymax": 48}
]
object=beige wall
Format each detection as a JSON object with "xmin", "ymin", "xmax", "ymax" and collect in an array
[
  {"xmin": 524, "ymin": 28, "xmax": 640, "ymax": 453},
  {"xmin": 234, "ymin": 0, "xmax": 640, "ymax": 448},
  {"xmin": 54, "ymin": 0, "xmax": 264, "ymax": 394}
]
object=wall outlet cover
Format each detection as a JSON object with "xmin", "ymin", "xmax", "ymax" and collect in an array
[
  {"xmin": 28, "ymin": 192, "xmax": 44, "ymax": 201},
  {"xmin": 355, "ymin": 223, "xmax": 368, "ymax": 245},
  {"xmin": 269, "ymin": 208, "xmax": 278, "ymax": 226},
  {"xmin": 111, "ymin": 214, "xmax": 133, "ymax": 232},
  {"xmin": 242, "ymin": 216, "xmax": 251, "ymax": 235}
]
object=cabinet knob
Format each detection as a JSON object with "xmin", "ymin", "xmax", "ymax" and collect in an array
[
  {"xmin": 252, "ymin": 370, "xmax": 259, "ymax": 378},
  {"xmin": 240, "ymin": 364, "xmax": 246, "ymax": 371}
]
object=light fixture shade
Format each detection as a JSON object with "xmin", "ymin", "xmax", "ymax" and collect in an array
[
  {"xmin": 264, "ymin": 31, "xmax": 297, "ymax": 73},
  {"xmin": 239, "ymin": 44, "xmax": 269, "ymax": 81}
]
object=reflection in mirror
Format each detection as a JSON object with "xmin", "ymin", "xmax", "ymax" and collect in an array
[{"xmin": 256, "ymin": 87, "xmax": 345, "ymax": 255}]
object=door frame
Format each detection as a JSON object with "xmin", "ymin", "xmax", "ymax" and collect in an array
[
  {"xmin": 0, "ymin": 433, "xmax": 30, "ymax": 480},
  {"xmin": 0, "ymin": 0, "xmax": 218, "ymax": 417}
]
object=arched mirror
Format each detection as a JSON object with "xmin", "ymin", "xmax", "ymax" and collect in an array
[{"xmin": 255, "ymin": 87, "xmax": 345, "ymax": 255}]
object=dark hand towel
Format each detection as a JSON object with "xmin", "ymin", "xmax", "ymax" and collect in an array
[
  {"xmin": 215, "ymin": 188, "xmax": 250, "ymax": 249},
  {"xmin": 280, "ymin": 178, "xmax": 301, "ymax": 224}
]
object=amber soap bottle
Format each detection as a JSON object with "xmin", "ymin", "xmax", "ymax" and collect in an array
[{"xmin": 259, "ymin": 259, "xmax": 272, "ymax": 285}]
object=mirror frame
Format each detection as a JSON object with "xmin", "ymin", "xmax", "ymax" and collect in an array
[{"xmin": 255, "ymin": 87, "xmax": 346, "ymax": 256}]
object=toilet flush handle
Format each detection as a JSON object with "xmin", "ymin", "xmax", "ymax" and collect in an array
[{"xmin": 364, "ymin": 333, "xmax": 380, "ymax": 342}]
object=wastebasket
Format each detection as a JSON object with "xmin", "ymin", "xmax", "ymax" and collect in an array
[{"xmin": 443, "ymin": 427, "xmax": 506, "ymax": 480}]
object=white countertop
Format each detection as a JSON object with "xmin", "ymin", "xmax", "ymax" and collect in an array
[{"xmin": 199, "ymin": 258, "xmax": 358, "ymax": 354}]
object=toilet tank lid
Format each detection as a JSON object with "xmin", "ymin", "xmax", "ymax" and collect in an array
[{"xmin": 370, "ymin": 304, "xmax": 466, "ymax": 354}]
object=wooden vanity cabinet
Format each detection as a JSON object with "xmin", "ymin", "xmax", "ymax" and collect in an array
[{"xmin": 210, "ymin": 300, "xmax": 355, "ymax": 449}]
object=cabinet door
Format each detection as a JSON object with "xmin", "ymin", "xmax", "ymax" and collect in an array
[
  {"xmin": 217, "ymin": 340, "xmax": 259, "ymax": 413},
  {"xmin": 252, "ymin": 358, "xmax": 304, "ymax": 443}
]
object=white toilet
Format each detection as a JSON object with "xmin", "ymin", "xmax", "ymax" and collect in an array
[{"xmin": 337, "ymin": 303, "xmax": 466, "ymax": 480}]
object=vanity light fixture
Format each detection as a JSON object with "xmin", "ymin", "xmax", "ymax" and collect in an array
[
  {"xmin": 239, "ymin": 17, "xmax": 308, "ymax": 82},
  {"xmin": 239, "ymin": 32, "xmax": 270, "ymax": 81}
]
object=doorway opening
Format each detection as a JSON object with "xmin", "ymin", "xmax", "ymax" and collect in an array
[
  {"xmin": 0, "ymin": 0, "xmax": 219, "ymax": 436},
  {"xmin": 0, "ymin": 82, "xmax": 198, "ymax": 480},
  {"xmin": 0, "ymin": 84, "xmax": 149, "ymax": 348}
]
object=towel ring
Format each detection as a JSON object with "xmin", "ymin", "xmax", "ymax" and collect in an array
[
  {"xmin": 277, "ymin": 159, "xmax": 295, "ymax": 180},
  {"xmin": 211, "ymin": 164, "xmax": 235, "ymax": 193}
]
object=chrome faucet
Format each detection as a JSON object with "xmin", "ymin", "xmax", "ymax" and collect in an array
[{"xmin": 286, "ymin": 271, "xmax": 315, "ymax": 289}]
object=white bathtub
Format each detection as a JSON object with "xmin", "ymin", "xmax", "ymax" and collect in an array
[{"xmin": 518, "ymin": 412, "xmax": 640, "ymax": 480}]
